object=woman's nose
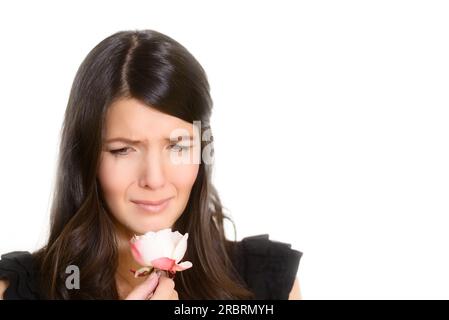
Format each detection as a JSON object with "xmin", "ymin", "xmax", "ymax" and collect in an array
[{"xmin": 138, "ymin": 151, "xmax": 166, "ymax": 190}]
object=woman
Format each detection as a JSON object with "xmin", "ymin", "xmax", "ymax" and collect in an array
[{"xmin": 0, "ymin": 29, "xmax": 302, "ymax": 300}]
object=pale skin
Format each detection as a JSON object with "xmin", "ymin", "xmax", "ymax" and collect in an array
[{"xmin": 1, "ymin": 98, "xmax": 302, "ymax": 300}]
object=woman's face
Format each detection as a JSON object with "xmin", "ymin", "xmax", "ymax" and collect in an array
[{"xmin": 97, "ymin": 98, "xmax": 200, "ymax": 236}]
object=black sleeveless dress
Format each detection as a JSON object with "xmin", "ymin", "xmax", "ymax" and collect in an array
[{"xmin": 0, "ymin": 234, "xmax": 302, "ymax": 300}]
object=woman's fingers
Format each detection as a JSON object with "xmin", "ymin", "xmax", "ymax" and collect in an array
[
  {"xmin": 125, "ymin": 271, "xmax": 161, "ymax": 300},
  {"xmin": 123, "ymin": 270, "xmax": 179, "ymax": 300},
  {"xmin": 149, "ymin": 274, "xmax": 179, "ymax": 300}
]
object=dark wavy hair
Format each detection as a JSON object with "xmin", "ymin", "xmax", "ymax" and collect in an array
[{"xmin": 33, "ymin": 29, "xmax": 255, "ymax": 299}]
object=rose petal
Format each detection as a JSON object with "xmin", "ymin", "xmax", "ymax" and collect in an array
[
  {"xmin": 130, "ymin": 239, "xmax": 147, "ymax": 265},
  {"xmin": 139, "ymin": 229, "xmax": 175, "ymax": 264},
  {"xmin": 173, "ymin": 261, "xmax": 193, "ymax": 271},
  {"xmin": 154, "ymin": 228, "xmax": 176, "ymax": 258},
  {"xmin": 172, "ymin": 233, "xmax": 188, "ymax": 263},
  {"xmin": 171, "ymin": 231, "xmax": 184, "ymax": 244},
  {"xmin": 151, "ymin": 257, "xmax": 176, "ymax": 271}
]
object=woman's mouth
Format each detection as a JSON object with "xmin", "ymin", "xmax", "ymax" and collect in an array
[{"xmin": 132, "ymin": 197, "xmax": 173, "ymax": 213}]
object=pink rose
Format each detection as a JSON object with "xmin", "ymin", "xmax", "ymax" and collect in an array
[{"xmin": 129, "ymin": 228, "xmax": 193, "ymax": 278}]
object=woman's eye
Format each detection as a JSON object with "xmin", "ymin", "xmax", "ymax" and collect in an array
[
  {"xmin": 169, "ymin": 144, "xmax": 190, "ymax": 152},
  {"xmin": 109, "ymin": 147, "xmax": 132, "ymax": 156}
]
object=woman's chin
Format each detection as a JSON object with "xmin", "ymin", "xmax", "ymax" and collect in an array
[{"xmin": 131, "ymin": 222, "xmax": 171, "ymax": 235}]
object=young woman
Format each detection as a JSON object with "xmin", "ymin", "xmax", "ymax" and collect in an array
[{"xmin": 0, "ymin": 29, "xmax": 302, "ymax": 300}]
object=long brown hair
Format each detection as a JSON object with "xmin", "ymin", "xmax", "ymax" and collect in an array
[{"xmin": 33, "ymin": 29, "xmax": 254, "ymax": 299}]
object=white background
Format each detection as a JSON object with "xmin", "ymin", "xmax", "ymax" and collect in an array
[{"xmin": 0, "ymin": 0, "xmax": 448, "ymax": 299}]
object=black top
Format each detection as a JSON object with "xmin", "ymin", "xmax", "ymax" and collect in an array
[{"xmin": 0, "ymin": 234, "xmax": 302, "ymax": 300}]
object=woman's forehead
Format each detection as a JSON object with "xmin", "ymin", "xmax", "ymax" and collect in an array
[{"xmin": 104, "ymin": 98, "xmax": 195, "ymax": 141}]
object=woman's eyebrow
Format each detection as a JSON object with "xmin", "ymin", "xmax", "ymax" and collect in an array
[
  {"xmin": 104, "ymin": 136, "xmax": 194, "ymax": 144},
  {"xmin": 104, "ymin": 137, "xmax": 142, "ymax": 145}
]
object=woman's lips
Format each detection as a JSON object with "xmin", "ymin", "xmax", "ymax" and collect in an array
[{"xmin": 132, "ymin": 197, "xmax": 173, "ymax": 213}]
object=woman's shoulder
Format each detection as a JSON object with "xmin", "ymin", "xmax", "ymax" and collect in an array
[
  {"xmin": 0, "ymin": 251, "xmax": 40, "ymax": 300},
  {"xmin": 227, "ymin": 234, "xmax": 303, "ymax": 299}
]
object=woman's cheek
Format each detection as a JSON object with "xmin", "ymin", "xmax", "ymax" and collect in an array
[
  {"xmin": 98, "ymin": 155, "xmax": 135, "ymax": 198},
  {"xmin": 170, "ymin": 163, "xmax": 200, "ymax": 189}
]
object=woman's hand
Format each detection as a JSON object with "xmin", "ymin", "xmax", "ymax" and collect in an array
[
  {"xmin": 148, "ymin": 272, "xmax": 179, "ymax": 300},
  {"xmin": 125, "ymin": 270, "xmax": 179, "ymax": 300}
]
